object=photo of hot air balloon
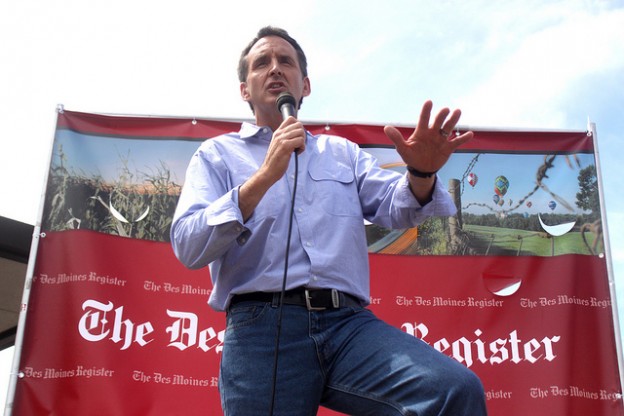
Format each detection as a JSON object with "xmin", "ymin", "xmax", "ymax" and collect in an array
[
  {"xmin": 494, "ymin": 175, "xmax": 509, "ymax": 197},
  {"xmin": 468, "ymin": 172, "xmax": 478, "ymax": 187},
  {"xmin": 432, "ymin": 150, "xmax": 600, "ymax": 257},
  {"xmin": 335, "ymin": 144, "xmax": 600, "ymax": 257},
  {"xmin": 548, "ymin": 200, "xmax": 557, "ymax": 211}
]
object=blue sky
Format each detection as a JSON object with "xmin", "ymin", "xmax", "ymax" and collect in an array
[{"xmin": 2, "ymin": 0, "xmax": 623, "ymax": 409}]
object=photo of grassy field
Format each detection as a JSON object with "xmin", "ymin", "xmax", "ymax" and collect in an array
[
  {"xmin": 365, "ymin": 147, "xmax": 604, "ymax": 257},
  {"xmin": 462, "ymin": 224, "xmax": 601, "ymax": 256},
  {"xmin": 42, "ymin": 131, "xmax": 604, "ymax": 257}
]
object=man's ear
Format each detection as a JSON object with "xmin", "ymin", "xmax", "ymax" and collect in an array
[
  {"xmin": 240, "ymin": 82, "xmax": 250, "ymax": 102},
  {"xmin": 302, "ymin": 77, "xmax": 311, "ymax": 98}
]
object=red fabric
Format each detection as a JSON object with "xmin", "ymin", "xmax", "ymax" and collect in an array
[{"xmin": 11, "ymin": 111, "xmax": 620, "ymax": 415}]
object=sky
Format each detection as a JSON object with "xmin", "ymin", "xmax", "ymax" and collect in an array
[{"xmin": 1, "ymin": 0, "xmax": 623, "ymax": 410}]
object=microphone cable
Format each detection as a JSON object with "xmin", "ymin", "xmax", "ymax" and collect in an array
[
  {"xmin": 268, "ymin": 152, "xmax": 299, "ymax": 416},
  {"xmin": 269, "ymin": 92, "xmax": 301, "ymax": 416}
]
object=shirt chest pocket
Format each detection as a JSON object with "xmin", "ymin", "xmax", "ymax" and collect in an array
[{"xmin": 308, "ymin": 162, "xmax": 361, "ymax": 217}]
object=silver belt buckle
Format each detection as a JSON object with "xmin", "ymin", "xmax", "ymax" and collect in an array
[
  {"xmin": 305, "ymin": 289, "xmax": 326, "ymax": 311},
  {"xmin": 331, "ymin": 289, "xmax": 340, "ymax": 308}
]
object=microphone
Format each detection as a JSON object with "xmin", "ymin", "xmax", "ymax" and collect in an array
[
  {"xmin": 276, "ymin": 92, "xmax": 302, "ymax": 155},
  {"xmin": 276, "ymin": 92, "xmax": 297, "ymax": 120}
]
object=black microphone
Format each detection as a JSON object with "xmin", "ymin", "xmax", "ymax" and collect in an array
[{"xmin": 276, "ymin": 92, "xmax": 297, "ymax": 120}]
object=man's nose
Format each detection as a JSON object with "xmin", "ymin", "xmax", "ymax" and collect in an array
[{"xmin": 269, "ymin": 60, "xmax": 282, "ymax": 76}]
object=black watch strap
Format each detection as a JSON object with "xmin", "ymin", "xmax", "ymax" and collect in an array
[{"xmin": 406, "ymin": 165, "xmax": 437, "ymax": 178}]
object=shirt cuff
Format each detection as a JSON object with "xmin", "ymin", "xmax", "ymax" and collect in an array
[
  {"xmin": 205, "ymin": 185, "xmax": 251, "ymax": 245},
  {"xmin": 399, "ymin": 173, "xmax": 457, "ymax": 216}
]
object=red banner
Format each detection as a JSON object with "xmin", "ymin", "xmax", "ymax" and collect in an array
[{"xmin": 9, "ymin": 110, "xmax": 623, "ymax": 415}]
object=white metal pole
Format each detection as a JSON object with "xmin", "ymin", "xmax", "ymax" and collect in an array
[
  {"xmin": 3, "ymin": 106, "xmax": 62, "ymax": 416},
  {"xmin": 589, "ymin": 120, "xmax": 624, "ymax": 401}
]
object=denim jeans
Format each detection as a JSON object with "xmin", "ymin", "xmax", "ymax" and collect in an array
[{"xmin": 220, "ymin": 302, "xmax": 487, "ymax": 416}]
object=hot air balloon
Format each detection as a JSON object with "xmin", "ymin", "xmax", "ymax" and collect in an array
[
  {"xmin": 526, "ymin": 201, "xmax": 532, "ymax": 208},
  {"xmin": 548, "ymin": 200, "xmax": 557, "ymax": 211},
  {"xmin": 493, "ymin": 194, "xmax": 500, "ymax": 205},
  {"xmin": 494, "ymin": 175, "xmax": 509, "ymax": 196},
  {"xmin": 498, "ymin": 198, "xmax": 505, "ymax": 206},
  {"xmin": 468, "ymin": 172, "xmax": 478, "ymax": 187}
]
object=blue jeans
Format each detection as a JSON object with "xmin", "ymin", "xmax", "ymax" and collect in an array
[{"xmin": 220, "ymin": 302, "xmax": 487, "ymax": 416}]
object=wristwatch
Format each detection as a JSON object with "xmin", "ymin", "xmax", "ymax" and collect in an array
[{"xmin": 406, "ymin": 165, "xmax": 437, "ymax": 178}]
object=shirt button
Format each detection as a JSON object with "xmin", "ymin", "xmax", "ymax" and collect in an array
[{"xmin": 306, "ymin": 242, "xmax": 312, "ymax": 247}]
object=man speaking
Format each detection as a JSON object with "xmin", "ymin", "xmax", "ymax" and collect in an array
[{"xmin": 171, "ymin": 26, "xmax": 487, "ymax": 416}]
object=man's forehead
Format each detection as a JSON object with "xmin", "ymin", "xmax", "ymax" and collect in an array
[{"xmin": 249, "ymin": 36, "xmax": 296, "ymax": 56}]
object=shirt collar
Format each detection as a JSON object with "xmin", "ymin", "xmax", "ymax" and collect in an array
[{"xmin": 239, "ymin": 122, "xmax": 273, "ymax": 141}]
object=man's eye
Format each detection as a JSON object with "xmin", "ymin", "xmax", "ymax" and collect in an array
[{"xmin": 253, "ymin": 58, "xmax": 268, "ymax": 69}]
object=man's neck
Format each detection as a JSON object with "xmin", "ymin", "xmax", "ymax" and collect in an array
[{"xmin": 255, "ymin": 112, "xmax": 283, "ymax": 132}]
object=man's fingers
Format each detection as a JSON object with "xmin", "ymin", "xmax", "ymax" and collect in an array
[
  {"xmin": 448, "ymin": 130, "xmax": 474, "ymax": 149},
  {"xmin": 440, "ymin": 109, "xmax": 462, "ymax": 136},
  {"xmin": 432, "ymin": 107, "xmax": 451, "ymax": 131},
  {"xmin": 384, "ymin": 125, "xmax": 407, "ymax": 152},
  {"xmin": 418, "ymin": 100, "xmax": 434, "ymax": 131}
]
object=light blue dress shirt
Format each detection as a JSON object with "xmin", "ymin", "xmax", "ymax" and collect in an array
[{"xmin": 170, "ymin": 122, "xmax": 457, "ymax": 311}]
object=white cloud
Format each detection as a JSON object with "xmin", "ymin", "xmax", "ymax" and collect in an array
[{"xmin": 458, "ymin": 7, "xmax": 624, "ymax": 128}]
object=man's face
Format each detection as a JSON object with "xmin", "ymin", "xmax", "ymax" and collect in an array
[{"xmin": 240, "ymin": 36, "xmax": 310, "ymax": 119}]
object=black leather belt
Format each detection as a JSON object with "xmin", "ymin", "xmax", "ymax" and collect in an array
[{"xmin": 230, "ymin": 287, "xmax": 361, "ymax": 310}]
